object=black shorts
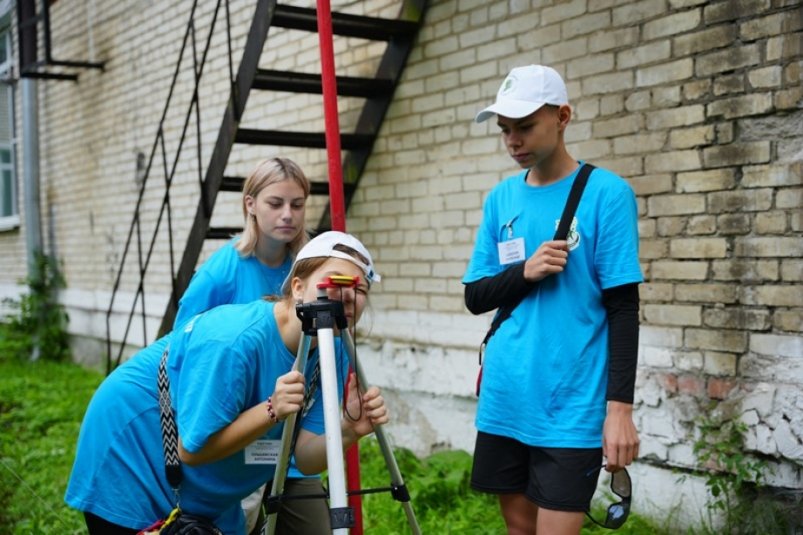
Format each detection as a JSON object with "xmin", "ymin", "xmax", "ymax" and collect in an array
[{"xmin": 471, "ymin": 431, "xmax": 602, "ymax": 512}]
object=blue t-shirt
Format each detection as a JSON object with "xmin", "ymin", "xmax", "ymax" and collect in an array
[
  {"xmin": 173, "ymin": 238, "xmax": 311, "ymax": 480},
  {"xmin": 174, "ymin": 238, "xmax": 292, "ymax": 329},
  {"xmin": 65, "ymin": 301, "xmax": 350, "ymax": 533},
  {"xmin": 463, "ymin": 164, "xmax": 642, "ymax": 448}
]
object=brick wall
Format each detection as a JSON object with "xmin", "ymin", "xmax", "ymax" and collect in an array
[
  {"xmin": 346, "ymin": 0, "xmax": 803, "ymax": 517},
  {"xmin": 1, "ymin": 0, "xmax": 800, "ymax": 525}
]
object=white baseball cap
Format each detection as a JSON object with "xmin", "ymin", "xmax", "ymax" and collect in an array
[
  {"xmin": 285, "ymin": 231, "xmax": 380, "ymax": 291},
  {"xmin": 475, "ymin": 65, "xmax": 569, "ymax": 123}
]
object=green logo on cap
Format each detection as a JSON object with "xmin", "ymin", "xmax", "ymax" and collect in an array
[{"xmin": 500, "ymin": 75, "xmax": 517, "ymax": 95}]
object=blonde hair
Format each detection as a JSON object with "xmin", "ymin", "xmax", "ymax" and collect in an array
[{"xmin": 235, "ymin": 157, "xmax": 311, "ymax": 257}]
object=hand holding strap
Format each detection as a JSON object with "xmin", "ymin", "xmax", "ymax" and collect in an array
[{"xmin": 476, "ymin": 163, "xmax": 595, "ymax": 394}]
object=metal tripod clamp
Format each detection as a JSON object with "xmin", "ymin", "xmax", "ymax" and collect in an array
[{"xmin": 296, "ymin": 293, "xmax": 349, "ymax": 336}]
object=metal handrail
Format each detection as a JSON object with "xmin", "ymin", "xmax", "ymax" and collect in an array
[{"xmin": 104, "ymin": 0, "xmax": 234, "ymax": 373}]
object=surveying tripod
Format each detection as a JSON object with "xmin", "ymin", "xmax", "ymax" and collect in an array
[{"xmin": 262, "ymin": 276, "xmax": 421, "ymax": 535}]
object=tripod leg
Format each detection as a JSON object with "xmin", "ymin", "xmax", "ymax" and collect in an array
[
  {"xmin": 319, "ymin": 326, "xmax": 351, "ymax": 534},
  {"xmin": 265, "ymin": 333, "xmax": 313, "ymax": 535},
  {"xmin": 342, "ymin": 331, "xmax": 422, "ymax": 535}
]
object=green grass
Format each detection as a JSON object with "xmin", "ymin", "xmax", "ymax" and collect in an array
[
  {"xmin": 0, "ymin": 356, "xmax": 101, "ymax": 534},
  {"xmin": 359, "ymin": 439, "xmax": 667, "ymax": 535},
  {"xmin": 360, "ymin": 443, "xmax": 507, "ymax": 533},
  {"xmin": 0, "ymin": 345, "xmax": 668, "ymax": 534}
]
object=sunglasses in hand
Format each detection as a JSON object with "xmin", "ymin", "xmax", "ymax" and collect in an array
[{"xmin": 585, "ymin": 466, "xmax": 631, "ymax": 530}]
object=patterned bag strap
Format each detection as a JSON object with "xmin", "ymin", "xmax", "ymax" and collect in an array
[
  {"xmin": 286, "ymin": 356, "xmax": 321, "ymax": 464},
  {"xmin": 301, "ymin": 359, "xmax": 321, "ymax": 419},
  {"xmin": 158, "ymin": 346, "xmax": 183, "ymax": 490}
]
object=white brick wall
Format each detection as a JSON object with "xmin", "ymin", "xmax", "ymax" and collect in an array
[{"xmin": 2, "ymin": 0, "xmax": 801, "ymax": 524}]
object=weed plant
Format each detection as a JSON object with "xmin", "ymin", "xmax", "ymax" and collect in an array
[
  {"xmin": 690, "ymin": 406, "xmax": 802, "ymax": 535},
  {"xmin": 2, "ymin": 252, "xmax": 70, "ymax": 362}
]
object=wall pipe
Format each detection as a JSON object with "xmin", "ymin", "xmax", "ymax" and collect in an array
[{"xmin": 21, "ymin": 77, "xmax": 42, "ymax": 280}]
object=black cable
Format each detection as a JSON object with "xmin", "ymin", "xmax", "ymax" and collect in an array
[{"xmin": 342, "ymin": 287, "xmax": 363, "ymax": 422}]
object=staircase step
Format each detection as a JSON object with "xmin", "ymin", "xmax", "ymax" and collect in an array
[
  {"xmin": 206, "ymin": 227, "xmax": 242, "ymax": 240},
  {"xmin": 310, "ymin": 181, "xmax": 357, "ymax": 196},
  {"xmin": 206, "ymin": 227, "xmax": 243, "ymax": 240},
  {"xmin": 220, "ymin": 175, "xmax": 245, "ymax": 192},
  {"xmin": 219, "ymin": 175, "xmax": 356, "ymax": 196},
  {"xmin": 273, "ymin": 5, "xmax": 419, "ymax": 41},
  {"xmin": 235, "ymin": 128, "xmax": 373, "ymax": 149},
  {"xmin": 253, "ymin": 69, "xmax": 393, "ymax": 97}
]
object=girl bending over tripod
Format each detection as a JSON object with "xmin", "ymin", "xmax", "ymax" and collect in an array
[{"xmin": 65, "ymin": 231, "xmax": 387, "ymax": 534}]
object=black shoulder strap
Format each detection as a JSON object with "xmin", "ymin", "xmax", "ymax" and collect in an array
[
  {"xmin": 554, "ymin": 163, "xmax": 595, "ymax": 241},
  {"xmin": 479, "ymin": 163, "xmax": 595, "ymax": 354}
]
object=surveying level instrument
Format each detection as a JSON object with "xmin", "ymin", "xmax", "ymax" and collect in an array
[
  {"xmin": 263, "ymin": 281, "xmax": 421, "ymax": 535},
  {"xmin": 323, "ymin": 274, "xmax": 361, "ymax": 287}
]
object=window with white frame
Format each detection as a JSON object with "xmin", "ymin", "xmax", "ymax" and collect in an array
[{"xmin": 0, "ymin": 20, "xmax": 18, "ymax": 229}]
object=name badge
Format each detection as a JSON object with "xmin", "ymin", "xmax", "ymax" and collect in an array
[
  {"xmin": 244, "ymin": 440, "xmax": 281, "ymax": 465},
  {"xmin": 498, "ymin": 238, "xmax": 525, "ymax": 265}
]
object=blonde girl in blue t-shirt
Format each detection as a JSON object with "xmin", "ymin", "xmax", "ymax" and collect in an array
[{"xmin": 174, "ymin": 157, "xmax": 310, "ymax": 329}]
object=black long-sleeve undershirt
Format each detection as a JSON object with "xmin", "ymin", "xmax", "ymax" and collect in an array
[
  {"xmin": 601, "ymin": 283, "xmax": 639, "ymax": 403},
  {"xmin": 464, "ymin": 263, "xmax": 536, "ymax": 314},
  {"xmin": 464, "ymin": 272, "xmax": 639, "ymax": 403}
]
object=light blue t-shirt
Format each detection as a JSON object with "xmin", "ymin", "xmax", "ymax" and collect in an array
[
  {"xmin": 65, "ymin": 301, "xmax": 349, "ymax": 533},
  {"xmin": 174, "ymin": 238, "xmax": 292, "ymax": 329},
  {"xmin": 172, "ymin": 237, "xmax": 313, "ymax": 480},
  {"xmin": 463, "ymin": 164, "xmax": 642, "ymax": 448}
]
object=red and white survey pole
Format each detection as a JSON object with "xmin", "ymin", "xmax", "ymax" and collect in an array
[{"xmin": 316, "ymin": 1, "xmax": 364, "ymax": 533}]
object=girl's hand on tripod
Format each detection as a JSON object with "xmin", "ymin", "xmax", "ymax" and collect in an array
[
  {"xmin": 178, "ymin": 371, "xmax": 305, "ymax": 466},
  {"xmin": 271, "ymin": 371, "xmax": 306, "ymax": 421},
  {"xmin": 342, "ymin": 373, "xmax": 389, "ymax": 442}
]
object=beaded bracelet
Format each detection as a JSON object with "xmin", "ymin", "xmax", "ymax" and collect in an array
[{"xmin": 266, "ymin": 396, "xmax": 279, "ymax": 424}]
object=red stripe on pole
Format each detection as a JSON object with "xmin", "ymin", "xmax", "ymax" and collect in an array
[
  {"xmin": 317, "ymin": 0, "xmax": 346, "ymax": 234},
  {"xmin": 316, "ymin": 2, "xmax": 363, "ymax": 533}
]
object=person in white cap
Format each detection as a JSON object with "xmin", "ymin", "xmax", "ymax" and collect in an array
[
  {"xmin": 168, "ymin": 156, "xmax": 326, "ymax": 535},
  {"xmin": 463, "ymin": 65, "xmax": 642, "ymax": 534},
  {"xmin": 66, "ymin": 231, "xmax": 387, "ymax": 534}
]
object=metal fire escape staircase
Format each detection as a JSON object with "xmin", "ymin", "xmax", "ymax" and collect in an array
[{"xmin": 105, "ymin": 0, "xmax": 427, "ymax": 371}]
